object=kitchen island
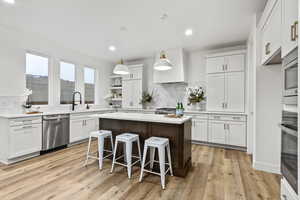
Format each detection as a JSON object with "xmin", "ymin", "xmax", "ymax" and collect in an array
[{"xmin": 92, "ymin": 112, "xmax": 192, "ymax": 177}]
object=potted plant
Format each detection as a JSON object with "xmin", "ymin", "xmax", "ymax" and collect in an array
[
  {"xmin": 140, "ymin": 91, "xmax": 153, "ymax": 109},
  {"xmin": 186, "ymin": 86, "xmax": 206, "ymax": 110}
]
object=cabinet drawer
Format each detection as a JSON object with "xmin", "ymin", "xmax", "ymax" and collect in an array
[
  {"xmin": 9, "ymin": 124, "xmax": 42, "ymax": 159},
  {"xmin": 209, "ymin": 114, "xmax": 246, "ymax": 122},
  {"xmin": 9, "ymin": 117, "xmax": 42, "ymax": 127},
  {"xmin": 188, "ymin": 114, "xmax": 209, "ymax": 120}
]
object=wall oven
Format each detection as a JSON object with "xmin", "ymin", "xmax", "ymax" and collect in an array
[
  {"xmin": 281, "ymin": 111, "xmax": 298, "ymax": 194},
  {"xmin": 283, "ymin": 48, "xmax": 298, "ymax": 105}
]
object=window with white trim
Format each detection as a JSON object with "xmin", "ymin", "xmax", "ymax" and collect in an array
[
  {"xmin": 84, "ymin": 67, "xmax": 95, "ymax": 104},
  {"xmin": 60, "ymin": 61, "xmax": 75, "ymax": 104}
]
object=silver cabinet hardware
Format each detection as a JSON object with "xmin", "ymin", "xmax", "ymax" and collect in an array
[
  {"xmin": 282, "ymin": 194, "xmax": 287, "ymax": 200},
  {"xmin": 265, "ymin": 42, "xmax": 271, "ymax": 55},
  {"xmin": 222, "ymin": 65, "xmax": 225, "ymax": 71},
  {"xmin": 291, "ymin": 24, "xmax": 296, "ymax": 41},
  {"xmin": 232, "ymin": 116, "xmax": 241, "ymax": 120},
  {"xmin": 224, "ymin": 123, "xmax": 226, "ymax": 130},
  {"xmin": 225, "ymin": 64, "xmax": 228, "ymax": 71},
  {"xmin": 294, "ymin": 21, "xmax": 298, "ymax": 40},
  {"xmin": 214, "ymin": 116, "xmax": 221, "ymax": 119}
]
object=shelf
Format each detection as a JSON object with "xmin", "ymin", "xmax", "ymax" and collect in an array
[
  {"xmin": 110, "ymin": 75, "xmax": 122, "ymax": 79},
  {"xmin": 110, "ymin": 87, "xmax": 122, "ymax": 90},
  {"xmin": 111, "ymin": 98, "xmax": 122, "ymax": 101}
]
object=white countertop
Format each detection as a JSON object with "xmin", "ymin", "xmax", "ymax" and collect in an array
[
  {"xmin": 90, "ymin": 112, "xmax": 192, "ymax": 124},
  {"xmin": 0, "ymin": 108, "xmax": 115, "ymax": 119}
]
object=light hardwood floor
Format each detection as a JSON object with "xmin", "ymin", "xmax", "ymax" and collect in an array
[{"xmin": 0, "ymin": 142, "xmax": 280, "ymax": 200}]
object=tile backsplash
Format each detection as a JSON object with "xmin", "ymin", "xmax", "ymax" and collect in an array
[{"xmin": 0, "ymin": 96, "xmax": 25, "ymax": 114}]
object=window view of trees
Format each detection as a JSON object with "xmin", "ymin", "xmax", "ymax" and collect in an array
[
  {"xmin": 26, "ymin": 53, "xmax": 49, "ymax": 105},
  {"xmin": 60, "ymin": 61, "xmax": 75, "ymax": 104},
  {"xmin": 84, "ymin": 67, "xmax": 95, "ymax": 104}
]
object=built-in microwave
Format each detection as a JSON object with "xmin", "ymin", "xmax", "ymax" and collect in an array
[{"xmin": 283, "ymin": 48, "xmax": 298, "ymax": 105}]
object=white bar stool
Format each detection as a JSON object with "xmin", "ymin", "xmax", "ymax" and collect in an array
[
  {"xmin": 84, "ymin": 130, "xmax": 114, "ymax": 170},
  {"xmin": 111, "ymin": 133, "xmax": 142, "ymax": 179},
  {"xmin": 139, "ymin": 137, "xmax": 173, "ymax": 189}
]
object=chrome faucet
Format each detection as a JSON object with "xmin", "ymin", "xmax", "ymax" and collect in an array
[{"xmin": 72, "ymin": 91, "xmax": 82, "ymax": 111}]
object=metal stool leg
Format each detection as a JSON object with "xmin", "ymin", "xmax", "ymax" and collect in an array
[
  {"xmin": 111, "ymin": 139, "xmax": 119, "ymax": 173},
  {"xmin": 139, "ymin": 144, "xmax": 148, "ymax": 182},
  {"xmin": 98, "ymin": 136, "xmax": 104, "ymax": 170},
  {"xmin": 126, "ymin": 141, "xmax": 133, "ymax": 179},
  {"xmin": 149, "ymin": 147, "xmax": 156, "ymax": 171},
  {"xmin": 158, "ymin": 146, "xmax": 166, "ymax": 189},
  {"xmin": 84, "ymin": 135, "xmax": 92, "ymax": 167},
  {"xmin": 167, "ymin": 142, "xmax": 173, "ymax": 176}
]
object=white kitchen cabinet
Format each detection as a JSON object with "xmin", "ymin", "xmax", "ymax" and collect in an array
[
  {"xmin": 208, "ymin": 115, "xmax": 247, "ymax": 148},
  {"xmin": 225, "ymin": 72, "xmax": 245, "ymax": 112},
  {"xmin": 153, "ymin": 48, "xmax": 187, "ymax": 83},
  {"xmin": 192, "ymin": 119, "xmax": 208, "ymax": 142},
  {"xmin": 206, "ymin": 56, "xmax": 225, "ymax": 74},
  {"xmin": 8, "ymin": 123, "xmax": 42, "ymax": 159},
  {"xmin": 261, "ymin": 0, "xmax": 282, "ymax": 65},
  {"xmin": 122, "ymin": 65, "xmax": 143, "ymax": 80},
  {"xmin": 281, "ymin": 178, "xmax": 298, "ymax": 200},
  {"xmin": 227, "ymin": 121, "xmax": 246, "ymax": 147},
  {"xmin": 207, "ymin": 73, "xmax": 225, "ymax": 112},
  {"xmin": 70, "ymin": 114, "xmax": 98, "ymax": 143},
  {"xmin": 209, "ymin": 121, "xmax": 227, "ymax": 144},
  {"xmin": 207, "ymin": 72, "xmax": 244, "ymax": 112},
  {"xmin": 282, "ymin": 0, "xmax": 298, "ymax": 58},
  {"xmin": 122, "ymin": 79, "xmax": 142, "ymax": 109},
  {"xmin": 226, "ymin": 54, "xmax": 245, "ymax": 72}
]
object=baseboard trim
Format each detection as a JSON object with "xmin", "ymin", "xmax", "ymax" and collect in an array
[{"xmin": 253, "ymin": 160, "xmax": 281, "ymax": 174}]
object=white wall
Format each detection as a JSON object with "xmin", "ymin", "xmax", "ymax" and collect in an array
[
  {"xmin": 0, "ymin": 25, "xmax": 113, "ymax": 110},
  {"xmin": 253, "ymin": 13, "xmax": 282, "ymax": 174}
]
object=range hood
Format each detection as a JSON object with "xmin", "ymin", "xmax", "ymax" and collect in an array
[{"xmin": 153, "ymin": 48, "xmax": 187, "ymax": 84}]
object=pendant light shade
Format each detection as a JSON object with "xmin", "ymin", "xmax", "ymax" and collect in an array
[
  {"xmin": 113, "ymin": 59, "xmax": 129, "ymax": 75},
  {"xmin": 154, "ymin": 51, "xmax": 173, "ymax": 71}
]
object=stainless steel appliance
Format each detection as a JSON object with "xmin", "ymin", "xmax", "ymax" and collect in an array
[
  {"xmin": 280, "ymin": 111, "xmax": 298, "ymax": 194},
  {"xmin": 155, "ymin": 108, "xmax": 176, "ymax": 115},
  {"xmin": 283, "ymin": 48, "xmax": 298, "ymax": 105},
  {"xmin": 42, "ymin": 114, "xmax": 70, "ymax": 151}
]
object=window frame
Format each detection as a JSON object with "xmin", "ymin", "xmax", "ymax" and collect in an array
[
  {"xmin": 59, "ymin": 60, "xmax": 77, "ymax": 105},
  {"xmin": 84, "ymin": 66, "xmax": 96, "ymax": 105},
  {"xmin": 25, "ymin": 51, "xmax": 50, "ymax": 106}
]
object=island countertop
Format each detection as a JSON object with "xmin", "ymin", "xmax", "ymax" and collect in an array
[{"xmin": 91, "ymin": 112, "xmax": 192, "ymax": 124}]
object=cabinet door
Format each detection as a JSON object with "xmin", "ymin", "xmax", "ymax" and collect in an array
[
  {"xmin": 206, "ymin": 57, "xmax": 225, "ymax": 74},
  {"xmin": 225, "ymin": 72, "xmax": 245, "ymax": 112},
  {"xmin": 9, "ymin": 124, "xmax": 42, "ymax": 159},
  {"xmin": 122, "ymin": 80, "xmax": 132, "ymax": 108},
  {"xmin": 131, "ymin": 79, "xmax": 142, "ymax": 108},
  {"xmin": 209, "ymin": 121, "xmax": 226, "ymax": 144},
  {"xmin": 207, "ymin": 74, "xmax": 225, "ymax": 111},
  {"xmin": 70, "ymin": 120, "xmax": 84, "ymax": 143},
  {"xmin": 261, "ymin": 0, "xmax": 282, "ymax": 64},
  {"xmin": 282, "ymin": 0, "xmax": 298, "ymax": 58},
  {"xmin": 131, "ymin": 67, "xmax": 143, "ymax": 80},
  {"xmin": 227, "ymin": 121, "xmax": 246, "ymax": 147},
  {"xmin": 85, "ymin": 118, "xmax": 98, "ymax": 134},
  {"xmin": 226, "ymin": 54, "xmax": 245, "ymax": 72},
  {"xmin": 192, "ymin": 119, "xmax": 208, "ymax": 142}
]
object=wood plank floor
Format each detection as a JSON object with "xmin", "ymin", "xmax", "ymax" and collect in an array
[{"xmin": 0, "ymin": 142, "xmax": 281, "ymax": 200}]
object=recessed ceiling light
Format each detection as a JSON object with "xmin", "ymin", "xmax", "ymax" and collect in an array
[
  {"xmin": 3, "ymin": 0, "xmax": 15, "ymax": 4},
  {"xmin": 108, "ymin": 45, "xmax": 116, "ymax": 52},
  {"xmin": 185, "ymin": 29, "xmax": 193, "ymax": 36}
]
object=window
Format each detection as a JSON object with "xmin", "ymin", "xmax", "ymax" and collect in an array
[
  {"xmin": 84, "ymin": 67, "xmax": 95, "ymax": 104},
  {"xmin": 26, "ymin": 53, "xmax": 49, "ymax": 105},
  {"xmin": 60, "ymin": 61, "xmax": 75, "ymax": 104}
]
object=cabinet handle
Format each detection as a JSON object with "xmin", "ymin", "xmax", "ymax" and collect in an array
[
  {"xmin": 225, "ymin": 64, "xmax": 228, "ymax": 71},
  {"xmin": 294, "ymin": 21, "xmax": 298, "ymax": 40},
  {"xmin": 224, "ymin": 124, "xmax": 226, "ymax": 130},
  {"xmin": 291, "ymin": 24, "xmax": 296, "ymax": 41},
  {"xmin": 265, "ymin": 43, "xmax": 271, "ymax": 55},
  {"xmin": 227, "ymin": 124, "xmax": 230, "ymax": 130},
  {"xmin": 222, "ymin": 65, "xmax": 225, "ymax": 71},
  {"xmin": 282, "ymin": 195, "xmax": 287, "ymax": 200}
]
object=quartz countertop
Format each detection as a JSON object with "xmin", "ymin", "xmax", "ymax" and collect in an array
[
  {"xmin": 0, "ymin": 108, "xmax": 115, "ymax": 119},
  {"xmin": 91, "ymin": 112, "xmax": 192, "ymax": 124}
]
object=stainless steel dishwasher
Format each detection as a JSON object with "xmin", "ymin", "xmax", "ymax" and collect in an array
[{"xmin": 42, "ymin": 114, "xmax": 70, "ymax": 151}]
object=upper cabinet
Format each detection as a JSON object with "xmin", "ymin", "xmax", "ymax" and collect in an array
[
  {"xmin": 207, "ymin": 54, "xmax": 245, "ymax": 74},
  {"xmin": 206, "ymin": 51, "xmax": 246, "ymax": 113},
  {"xmin": 122, "ymin": 64, "xmax": 143, "ymax": 80},
  {"xmin": 282, "ymin": 0, "xmax": 298, "ymax": 58},
  {"xmin": 261, "ymin": 0, "xmax": 282, "ymax": 65},
  {"xmin": 153, "ymin": 48, "xmax": 187, "ymax": 83}
]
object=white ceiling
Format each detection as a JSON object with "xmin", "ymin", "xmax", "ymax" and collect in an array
[{"xmin": 0, "ymin": 0, "xmax": 266, "ymax": 62}]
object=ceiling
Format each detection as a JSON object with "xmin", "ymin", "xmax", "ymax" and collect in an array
[{"xmin": 0, "ymin": 0, "xmax": 266, "ymax": 62}]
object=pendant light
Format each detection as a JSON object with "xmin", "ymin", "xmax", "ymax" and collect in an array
[
  {"xmin": 154, "ymin": 51, "xmax": 173, "ymax": 71},
  {"xmin": 113, "ymin": 59, "xmax": 129, "ymax": 75}
]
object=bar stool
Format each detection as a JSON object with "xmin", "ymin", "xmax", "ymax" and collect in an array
[
  {"xmin": 139, "ymin": 137, "xmax": 173, "ymax": 189},
  {"xmin": 84, "ymin": 130, "xmax": 114, "ymax": 170},
  {"xmin": 111, "ymin": 133, "xmax": 142, "ymax": 179}
]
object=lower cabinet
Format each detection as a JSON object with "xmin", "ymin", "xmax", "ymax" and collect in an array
[
  {"xmin": 192, "ymin": 119, "xmax": 208, "ymax": 142},
  {"xmin": 209, "ymin": 119, "xmax": 246, "ymax": 147},
  {"xmin": 190, "ymin": 113, "xmax": 247, "ymax": 149},
  {"xmin": 70, "ymin": 115, "xmax": 98, "ymax": 143},
  {"xmin": 9, "ymin": 123, "xmax": 42, "ymax": 159}
]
